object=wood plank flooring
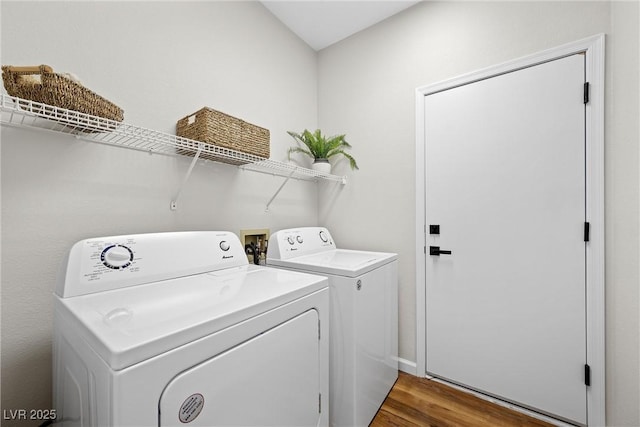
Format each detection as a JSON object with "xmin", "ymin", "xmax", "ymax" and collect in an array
[{"xmin": 370, "ymin": 372, "xmax": 555, "ymax": 427}]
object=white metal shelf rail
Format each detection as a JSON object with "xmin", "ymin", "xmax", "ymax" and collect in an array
[{"xmin": 0, "ymin": 94, "xmax": 346, "ymax": 209}]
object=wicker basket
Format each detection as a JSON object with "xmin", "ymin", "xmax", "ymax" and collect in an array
[
  {"xmin": 1, "ymin": 64, "xmax": 124, "ymax": 131},
  {"xmin": 176, "ymin": 107, "xmax": 270, "ymax": 165}
]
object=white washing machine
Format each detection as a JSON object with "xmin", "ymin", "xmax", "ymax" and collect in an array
[
  {"xmin": 53, "ymin": 231, "xmax": 329, "ymax": 427},
  {"xmin": 267, "ymin": 227, "xmax": 398, "ymax": 427}
]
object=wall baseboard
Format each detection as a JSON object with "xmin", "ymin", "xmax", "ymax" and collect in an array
[{"xmin": 398, "ymin": 357, "xmax": 417, "ymax": 376}]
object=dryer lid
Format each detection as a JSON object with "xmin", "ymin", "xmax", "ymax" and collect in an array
[{"xmin": 55, "ymin": 265, "xmax": 327, "ymax": 370}]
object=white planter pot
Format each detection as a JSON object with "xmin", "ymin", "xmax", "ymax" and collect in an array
[{"xmin": 311, "ymin": 159, "xmax": 331, "ymax": 174}]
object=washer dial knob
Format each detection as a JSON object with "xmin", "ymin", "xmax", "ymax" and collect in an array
[
  {"xmin": 219, "ymin": 241, "xmax": 231, "ymax": 251},
  {"xmin": 101, "ymin": 244, "xmax": 134, "ymax": 269},
  {"xmin": 319, "ymin": 230, "xmax": 329, "ymax": 243},
  {"xmin": 287, "ymin": 236, "xmax": 295, "ymax": 245},
  {"xmin": 296, "ymin": 235, "xmax": 304, "ymax": 244}
]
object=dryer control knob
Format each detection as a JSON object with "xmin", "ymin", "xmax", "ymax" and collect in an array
[
  {"xmin": 287, "ymin": 236, "xmax": 295, "ymax": 245},
  {"xmin": 219, "ymin": 241, "xmax": 231, "ymax": 251},
  {"xmin": 101, "ymin": 245, "xmax": 133, "ymax": 269},
  {"xmin": 296, "ymin": 235, "xmax": 304, "ymax": 244},
  {"xmin": 319, "ymin": 230, "xmax": 329, "ymax": 243}
]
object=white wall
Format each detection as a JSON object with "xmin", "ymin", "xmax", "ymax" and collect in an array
[
  {"xmin": 1, "ymin": 1, "xmax": 319, "ymax": 421},
  {"xmin": 317, "ymin": 1, "xmax": 639, "ymax": 426}
]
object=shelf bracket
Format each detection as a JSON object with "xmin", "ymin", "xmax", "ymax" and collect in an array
[
  {"xmin": 265, "ymin": 169, "xmax": 296, "ymax": 212},
  {"xmin": 170, "ymin": 144, "xmax": 202, "ymax": 210}
]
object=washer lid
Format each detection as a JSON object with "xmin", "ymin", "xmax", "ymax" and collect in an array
[
  {"xmin": 268, "ymin": 249, "xmax": 397, "ymax": 277},
  {"xmin": 55, "ymin": 265, "xmax": 327, "ymax": 370}
]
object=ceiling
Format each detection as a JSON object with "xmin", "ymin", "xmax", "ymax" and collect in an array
[{"xmin": 261, "ymin": 1, "xmax": 421, "ymax": 51}]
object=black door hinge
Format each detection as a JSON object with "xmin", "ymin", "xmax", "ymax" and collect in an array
[
  {"xmin": 585, "ymin": 364, "xmax": 591, "ymax": 386},
  {"xmin": 584, "ymin": 222, "xmax": 590, "ymax": 242},
  {"xmin": 584, "ymin": 82, "xmax": 590, "ymax": 104}
]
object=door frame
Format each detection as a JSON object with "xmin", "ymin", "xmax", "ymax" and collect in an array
[{"xmin": 414, "ymin": 34, "xmax": 605, "ymax": 425}]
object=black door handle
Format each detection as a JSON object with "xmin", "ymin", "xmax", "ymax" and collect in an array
[{"xmin": 430, "ymin": 246, "xmax": 452, "ymax": 256}]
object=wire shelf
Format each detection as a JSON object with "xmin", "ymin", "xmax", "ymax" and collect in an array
[
  {"xmin": 240, "ymin": 159, "xmax": 346, "ymax": 183},
  {"xmin": 0, "ymin": 94, "xmax": 347, "ymax": 184}
]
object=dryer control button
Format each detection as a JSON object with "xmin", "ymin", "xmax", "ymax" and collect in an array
[{"xmin": 101, "ymin": 245, "xmax": 133, "ymax": 269}]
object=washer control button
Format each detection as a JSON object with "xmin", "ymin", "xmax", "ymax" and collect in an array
[{"xmin": 219, "ymin": 241, "xmax": 230, "ymax": 251}]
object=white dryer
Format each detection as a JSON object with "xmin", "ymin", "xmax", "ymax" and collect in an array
[
  {"xmin": 53, "ymin": 231, "xmax": 329, "ymax": 427},
  {"xmin": 267, "ymin": 227, "xmax": 398, "ymax": 427}
]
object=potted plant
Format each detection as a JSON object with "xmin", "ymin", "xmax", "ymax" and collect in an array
[{"xmin": 287, "ymin": 129, "xmax": 359, "ymax": 173}]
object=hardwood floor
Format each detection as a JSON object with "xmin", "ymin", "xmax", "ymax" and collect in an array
[{"xmin": 370, "ymin": 372, "xmax": 555, "ymax": 427}]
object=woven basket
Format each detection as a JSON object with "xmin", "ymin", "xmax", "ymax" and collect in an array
[
  {"xmin": 1, "ymin": 64, "xmax": 124, "ymax": 131},
  {"xmin": 176, "ymin": 107, "xmax": 270, "ymax": 165}
]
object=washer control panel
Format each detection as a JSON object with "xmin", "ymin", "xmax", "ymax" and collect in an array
[
  {"xmin": 267, "ymin": 227, "xmax": 336, "ymax": 261},
  {"xmin": 57, "ymin": 231, "xmax": 248, "ymax": 298}
]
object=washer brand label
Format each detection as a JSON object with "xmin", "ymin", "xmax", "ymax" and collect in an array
[{"xmin": 179, "ymin": 393, "xmax": 204, "ymax": 423}]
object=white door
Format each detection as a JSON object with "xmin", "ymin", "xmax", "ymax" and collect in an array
[
  {"xmin": 159, "ymin": 310, "xmax": 321, "ymax": 426},
  {"xmin": 424, "ymin": 54, "xmax": 586, "ymax": 424}
]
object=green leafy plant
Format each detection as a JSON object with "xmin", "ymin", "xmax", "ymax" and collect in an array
[{"xmin": 288, "ymin": 129, "xmax": 359, "ymax": 170}]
